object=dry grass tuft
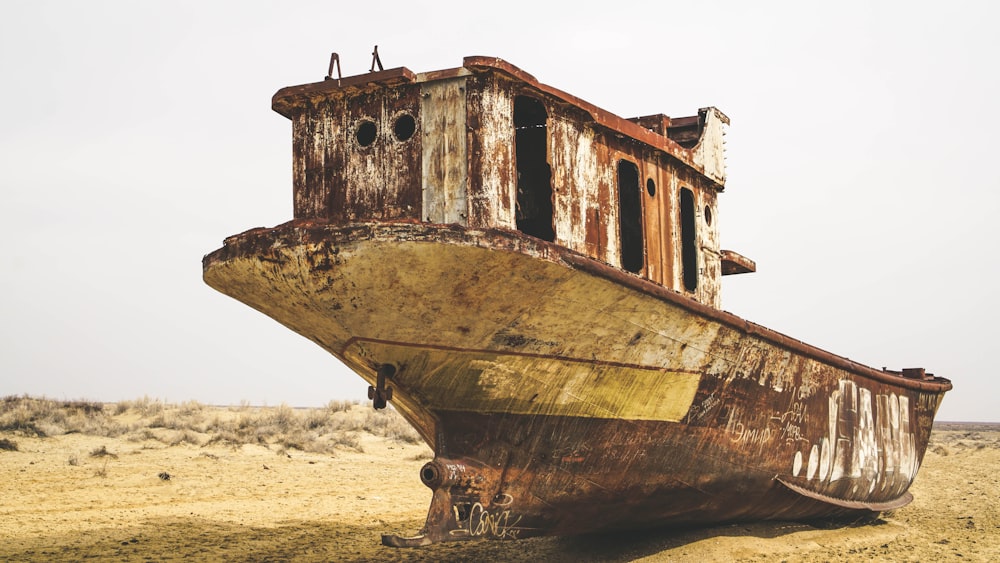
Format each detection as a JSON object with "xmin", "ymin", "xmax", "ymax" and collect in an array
[
  {"xmin": 0, "ymin": 437, "xmax": 18, "ymax": 451},
  {"xmin": 1, "ymin": 395, "xmax": 424, "ymax": 456},
  {"xmin": 114, "ymin": 395, "xmax": 164, "ymax": 416},
  {"xmin": 324, "ymin": 399, "xmax": 357, "ymax": 413},
  {"xmin": 1, "ymin": 395, "xmax": 110, "ymax": 437},
  {"xmin": 93, "ymin": 458, "xmax": 110, "ymax": 478}
]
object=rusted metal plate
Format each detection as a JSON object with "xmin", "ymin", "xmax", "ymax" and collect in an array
[
  {"xmin": 465, "ymin": 72, "xmax": 515, "ymax": 229},
  {"xmin": 288, "ymin": 86, "xmax": 422, "ymax": 222},
  {"xmin": 420, "ymin": 77, "xmax": 468, "ymax": 224},
  {"xmin": 721, "ymin": 249, "xmax": 757, "ymax": 275},
  {"xmin": 272, "ymin": 66, "xmax": 418, "ymax": 118}
]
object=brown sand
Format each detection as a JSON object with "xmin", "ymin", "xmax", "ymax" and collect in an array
[{"xmin": 1, "ymin": 412, "xmax": 997, "ymax": 562}]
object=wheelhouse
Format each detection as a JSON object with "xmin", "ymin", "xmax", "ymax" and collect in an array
[{"xmin": 271, "ymin": 56, "xmax": 754, "ymax": 308}]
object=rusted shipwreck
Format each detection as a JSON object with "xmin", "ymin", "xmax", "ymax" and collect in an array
[{"xmin": 203, "ymin": 54, "xmax": 952, "ymax": 546}]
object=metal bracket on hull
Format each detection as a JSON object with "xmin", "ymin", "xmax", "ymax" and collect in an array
[{"xmin": 368, "ymin": 364, "xmax": 395, "ymax": 409}]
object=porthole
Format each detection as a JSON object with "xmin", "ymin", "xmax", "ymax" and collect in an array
[
  {"xmin": 356, "ymin": 120, "xmax": 377, "ymax": 147},
  {"xmin": 646, "ymin": 178, "xmax": 656, "ymax": 197},
  {"xmin": 705, "ymin": 206, "xmax": 713, "ymax": 226},
  {"xmin": 393, "ymin": 114, "xmax": 416, "ymax": 142}
]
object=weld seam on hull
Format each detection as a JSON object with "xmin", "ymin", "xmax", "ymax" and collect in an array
[{"xmin": 341, "ymin": 335, "xmax": 700, "ymax": 375}]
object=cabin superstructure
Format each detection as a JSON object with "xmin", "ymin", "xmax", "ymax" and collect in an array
[{"xmin": 272, "ymin": 56, "xmax": 753, "ymax": 308}]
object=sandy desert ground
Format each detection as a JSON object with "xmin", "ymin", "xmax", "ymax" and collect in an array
[{"xmin": 1, "ymin": 397, "xmax": 997, "ymax": 562}]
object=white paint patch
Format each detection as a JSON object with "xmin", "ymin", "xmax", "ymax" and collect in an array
[
  {"xmin": 818, "ymin": 437, "xmax": 830, "ymax": 481},
  {"xmin": 794, "ymin": 379, "xmax": 919, "ymax": 500},
  {"xmin": 807, "ymin": 444, "xmax": 819, "ymax": 480}
]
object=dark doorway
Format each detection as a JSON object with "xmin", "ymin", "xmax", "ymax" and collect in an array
[
  {"xmin": 618, "ymin": 160, "xmax": 644, "ymax": 273},
  {"xmin": 514, "ymin": 96, "xmax": 554, "ymax": 241},
  {"xmin": 680, "ymin": 187, "xmax": 698, "ymax": 291}
]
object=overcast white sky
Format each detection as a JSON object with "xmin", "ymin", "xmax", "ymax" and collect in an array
[{"xmin": 1, "ymin": 1, "xmax": 997, "ymax": 421}]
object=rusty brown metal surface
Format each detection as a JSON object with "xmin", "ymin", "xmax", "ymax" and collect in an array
[
  {"xmin": 272, "ymin": 67, "xmax": 417, "ymax": 118},
  {"xmin": 203, "ymin": 55, "xmax": 952, "ymax": 546},
  {"xmin": 204, "ymin": 221, "xmax": 950, "ymax": 545},
  {"xmin": 287, "ymin": 84, "xmax": 422, "ymax": 222},
  {"xmin": 463, "ymin": 56, "xmax": 721, "ymax": 186},
  {"xmin": 721, "ymin": 249, "xmax": 757, "ymax": 275},
  {"xmin": 268, "ymin": 55, "xmax": 732, "ymax": 306}
]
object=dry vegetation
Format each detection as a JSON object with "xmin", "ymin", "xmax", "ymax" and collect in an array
[{"xmin": 0, "ymin": 394, "xmax": 422, "ymax": 456}]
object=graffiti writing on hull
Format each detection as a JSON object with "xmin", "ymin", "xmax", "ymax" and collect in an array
[
  {"xmin": 772, "ymin": 400, "xmax": 810, "ymax": 446},
  {"xmin": 449, "ymin": 500, "xmax": 523, "ymax": 540},
  {"xmin": 727, "ymin": 420, "xmax": 774, "ymax": 447},
  {"xmin": 791, "ymin": 380, "xmax": 918, "ymax": 498},
  {"xmin": 722, "ymin": 392, "xmax": 812, "ymax": 449}
]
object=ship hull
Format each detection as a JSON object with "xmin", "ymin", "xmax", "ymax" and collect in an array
[{"xmin": 203, "ymin": 220, "xmax": 950, "ymax": 545}]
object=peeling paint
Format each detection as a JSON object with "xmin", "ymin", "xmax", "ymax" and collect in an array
[{"xmin": 207, "ymin": 55, "xmax": 952, "ymax": 547}]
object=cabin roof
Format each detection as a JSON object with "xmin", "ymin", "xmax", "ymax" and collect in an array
[{"xmin": 271, "ymin": 56, "xmax": 728, "ymax": 187}]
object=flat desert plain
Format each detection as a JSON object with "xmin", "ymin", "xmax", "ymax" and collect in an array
[{"xmin": 1, "ymin": 398, "xmax": 997, "ymax": 562}]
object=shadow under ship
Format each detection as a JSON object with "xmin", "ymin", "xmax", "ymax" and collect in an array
[{"xmin": 202, "ymin": 54, "xmax": 952, "ymax": 546}]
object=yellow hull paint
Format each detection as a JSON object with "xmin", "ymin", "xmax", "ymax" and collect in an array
[{"xmin": 344, "ymin": 339, "xmax": 700, "ymax": 422}]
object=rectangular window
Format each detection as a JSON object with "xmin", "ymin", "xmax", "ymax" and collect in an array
[
  {"xmin": 514, "ymin": 96, "xmax": 554, "ymax": 241},
  {"xmin": 618, "ymin": 160, "xmax": 644, "ymax": 273},
  {"xmin": 680, "ymin": 187, "xmax": 698, "ymax": 291}
]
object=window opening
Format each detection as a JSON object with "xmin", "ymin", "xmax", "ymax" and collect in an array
[
  {"xmin": 356, "ymin": 120, "xmax": 377, "ymax": 147},
  {"xmin": 618, "ymin": 160, "xmax": 644, "ymax": 274},
  {"xmin": 393, "ymin": 114, "xmax": 416, "ymax": 142},
  {"xmin": 514, "ymin": 96, "xmax": 554, "ymax": 242},
  {"xmin": 680, "ymin": 187, "xmax": 698, "ymax": 291}
]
